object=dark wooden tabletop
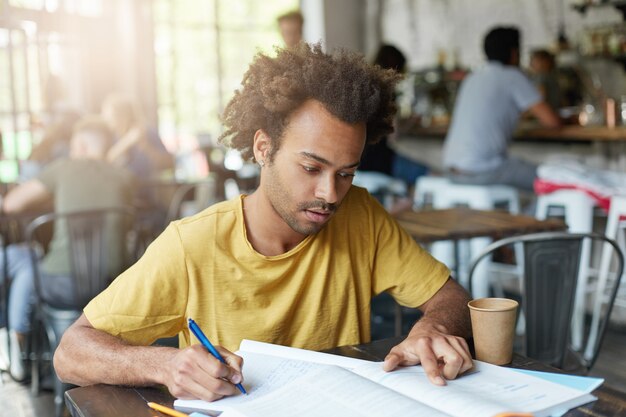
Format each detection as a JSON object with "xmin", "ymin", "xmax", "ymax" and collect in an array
[
  {"xmin": 395, "ymin": 207, "xmax": 566, "ymax": 243},
  {"xmin": 65, "ymin": 337, "xmax": 625, "ymax": 417}
]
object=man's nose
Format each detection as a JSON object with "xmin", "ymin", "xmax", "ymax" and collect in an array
[{"xmin": 315, "ymin": 174, "xmax": 338, "ymax": 205}]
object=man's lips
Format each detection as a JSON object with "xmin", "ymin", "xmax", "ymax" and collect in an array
[{"xmin": 304, "ymin": 209, "xmax": 333, "ymax": 223}]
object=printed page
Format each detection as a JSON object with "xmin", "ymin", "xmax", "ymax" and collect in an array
[
  {"xmin": 239, "ymin": 339, "xmax": 371, "ymax": 370},
  {"xmin": 217, "ymin": 365, "xmax": 452, "ymax": 417},
  {"xmin": 352, "ymin": 360, "xmax": 596, "ymax": 417}
]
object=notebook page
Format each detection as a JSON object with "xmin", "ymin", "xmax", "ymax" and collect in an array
[
  {"xmin": 174, "ymin": 352, "xmax": 325, "ymax": 412},
  {"xmin": 239, "ymin": 339, "xmax": 371, "ymax": 370},
  {"xmin": 352, "ymin": 360, "xmax": 596, "ymax": 417},
  {"xmin": 218, "ymin": 366, "xmax": 452, "ymax": 417}
]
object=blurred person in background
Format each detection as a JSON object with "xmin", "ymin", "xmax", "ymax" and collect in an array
[
  {"xmin": 358, "ymin": 44, "xmax": 427, "ymax": 212},
  {"xmin": 277, "ymin": 10, "xmax": 303, "ymax": 49},
  {"xmin": 529, "ymin": 49, "xmax": 562, "ymax": 112},
  {"xmin": 359, "ymin": 44, "xmax": 406, "ymax": 177},
  {"xmin": 20, "ymin": 110, "xmax": 81, "ymax": 181},
  {"xmin": 0, "ymin": 116, "xmax": 134, "ymax": 381},
  {"xmin": 442, "ymin": 26, "xmax": 561, "ymax": 192},
  {"xmin": 101, "ymin": 93, "xmax": 174, "ymax": 179},
  {"xmin": 102, "ymin": 93, "xmax": 174, "ymax": 232}
]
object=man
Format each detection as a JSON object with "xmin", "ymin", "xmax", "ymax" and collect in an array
[
  {"xmin": 529, "ymin": 49, "xmax": 561, "ymax": 112},
  {"xmin": 0, "ymin": 116, "xmax": 134, "ymax": 380},
  {"xmin": 277, "ymin": 10, "xmax": 303, "ymax": 48},
  {"xmin": 443, "ymin": 27, "xmax": 561, "ymax": 192},
  {"xmin": 54, "ymin": 44, "xmax": 473, "ymax": 402}
]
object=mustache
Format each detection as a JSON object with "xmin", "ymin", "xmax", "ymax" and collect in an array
[{"xmin": 298, "ymin": 201, "xmax": 337, "ymax": 212}]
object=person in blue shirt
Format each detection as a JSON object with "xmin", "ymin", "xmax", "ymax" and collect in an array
[
  {"xmin": 101, "ymin": 93, "xmax": 173, "ymax": 178},
  {"xmin": 442, "ymin": 27, "xmax": 561, "ymax": 191}
]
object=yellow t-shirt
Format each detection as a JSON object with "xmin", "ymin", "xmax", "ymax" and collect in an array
[{"xmin": 84, "ymin": 186, "xmax": 449, "ymax": 352}]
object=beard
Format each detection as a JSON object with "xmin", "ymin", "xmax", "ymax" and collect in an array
[{"xmin": 264, "ymin": 166, "xmax": 338, "ymax": 236}]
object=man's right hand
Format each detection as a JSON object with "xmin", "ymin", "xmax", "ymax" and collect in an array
[{"xmin": 164, "ymin": 344, "xmax": 244, "ymax": 402}]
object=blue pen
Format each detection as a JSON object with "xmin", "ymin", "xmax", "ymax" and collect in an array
[{"xmin": 188, "ymin": 318, "xmax": 247, "ymax": 395}]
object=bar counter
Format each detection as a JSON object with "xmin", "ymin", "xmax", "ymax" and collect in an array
[
  {"xmin": 393, "ymin": 123, "xmax": 626, "ymax": 173},
  {"xmin": 403, "ymin": 124, "xmax": 626, "ymax": 143}
]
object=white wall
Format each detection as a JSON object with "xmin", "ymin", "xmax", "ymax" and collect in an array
[
  {"xmin": 302, "ymin": 0, "xmax": 366, "ymax": 53},
  {"xmin": 324, "ymin": 0, "xmax": 365, "ymax": 53},
  {"xmin": 380, "ymin": 0, "xmax": 623, "ymax": 70},
  {"xmin": 301, "ymin": 0, "xmax": 326, "ymax": 45}
]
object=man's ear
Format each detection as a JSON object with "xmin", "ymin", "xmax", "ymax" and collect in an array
[{"xmin": 252, "ymin": 129, "xmax": 272, "ymax": 163}]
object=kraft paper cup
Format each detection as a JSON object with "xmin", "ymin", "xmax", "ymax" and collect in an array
[{"xmin": 468, "ymin": 298, "xmax": 518, "ymax": 365}]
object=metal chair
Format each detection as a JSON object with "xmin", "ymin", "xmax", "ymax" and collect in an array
[
  {"xmin": 26, "ymin": 207, "xmax": 135, "ymax": 417},
  {"xmin": 0, "ymin": 212, "xmax": 49, "ymax": 377},
  {"xmin": 165, "ymin": 179, "xmax": 217, "ymax": 224},
  {"xmin": 468, "ymin": 231, "xmax": 624, "ymax": 373}
]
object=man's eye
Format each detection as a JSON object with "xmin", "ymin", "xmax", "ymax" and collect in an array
[
  {"xmin": 303, "ymin": 166, "xmax": 319, "ymax": 173},
  {"xmin": 338, "ymin": 172, "xmax": 355, "ymax": 179}
]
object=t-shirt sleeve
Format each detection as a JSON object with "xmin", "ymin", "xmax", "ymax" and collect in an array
[
  {"xmin": 511, "ymin": 70, "xmax": 542, "ymax": 111},
  {"xmin": 368, "ymin": 196, "xmax": 450, "ymax": 308},
  {"xmin": 84, "ymin": 223, "xmax": 189, "ymax": 345}
]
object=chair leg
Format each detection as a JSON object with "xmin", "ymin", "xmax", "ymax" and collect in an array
[
  {"xmin": 469, "ymin": 237, "xmax": 493, "ymax": 298},
  {"xmin": 30, "ymin": 318, "xmax": 40, "ymax": 396},
  {"xmin": 571, "ymin": 237, "xmax": 593, "ymax": 351},
  {"xmin": 54, "ymin": 374, "xmax": 65, "ymax": 417},
  {"xmin": 46, "ymin": 312, "xmax": 79, "ymax": 417}
]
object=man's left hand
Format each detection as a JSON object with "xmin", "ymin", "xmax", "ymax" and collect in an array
[{"xmin": 383, "ymin": 321, "xmax": 473, "ymax": 386}]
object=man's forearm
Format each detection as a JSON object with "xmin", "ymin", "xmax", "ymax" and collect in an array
[
  {"xmin": 413, "ymin": 278, "xmax": 472, "ymax": 339},
  {"xmin": 54, "ymin": 321, "xmax": 176, "ymax": 387}
]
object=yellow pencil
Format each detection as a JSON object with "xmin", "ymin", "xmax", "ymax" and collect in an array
[{"xmin": 147, "ymin": 402, "xmax": 190, "ymax": 417}]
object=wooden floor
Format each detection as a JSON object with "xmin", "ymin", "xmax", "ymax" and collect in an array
[{"xmin": 1, "ymin": 326, "xmax": 625, "ymax": 417}]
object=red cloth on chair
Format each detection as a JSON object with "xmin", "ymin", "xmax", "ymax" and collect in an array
[{"xmin": 533, "ymin": 178, "xmax": 611, "ymax": 212}]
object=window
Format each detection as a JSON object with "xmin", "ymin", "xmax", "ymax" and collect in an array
[
  {"xmin": 153, "ymin": 0, "xmax": 299, "ymax": 152},
  {"xmin": 0, "ymin": 1, "xmax": 104, "ymax": 182}
]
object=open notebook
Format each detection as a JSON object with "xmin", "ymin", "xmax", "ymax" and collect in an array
[{"xmin": 174, "ymin": 340, "xmax": 597, "ymax": 417}]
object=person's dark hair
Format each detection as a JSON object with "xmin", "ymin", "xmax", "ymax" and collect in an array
[
  {"xmin": 374, "ymin": 44, "xmax": 407, "ymax": 73},
  {"xmin": 219, "ymin": 43, "xmax": 401, "ymax": 162},
  {"xmin": 531, "ymin": 49, "xmax": 555, "ymax": 69},
  {"xmin": 277, "ymin": 10, "xmax": 304, "ymax": 26},
  {"xmin": 483, "ymin": 27, "xmax": 520, "ymax": 65}
]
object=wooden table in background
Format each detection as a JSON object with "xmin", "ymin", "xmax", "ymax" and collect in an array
[
  {"xmin": 395, "ymin": 207, "xmax": 566, "ymax": 244},
  {"xmin": 64, "ymin": 337, "xmax": 626, "ymax": 417}
]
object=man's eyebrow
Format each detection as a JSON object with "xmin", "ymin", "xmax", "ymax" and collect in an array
[{"xmin": 299, "ymin": 151, "xmax": 360, "ymax": 169}]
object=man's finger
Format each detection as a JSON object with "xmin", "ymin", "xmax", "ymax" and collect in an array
[
  {"xmin": 382, "ymin": 352, "xmax": 402, "ymax": 372},
  {"xmin": 439, "ymin": 352, "xmax": 463, "ymax": 380},
  {"xmin": 218, "ymin": 347, "xmax": 244, "ymax": 384},
  {"xmin": 416, "ymin": 347, "xmax": 445, "ymax": 386},
  {"xmin": 217, "ymin": 347, "xmax": 244, "ymax": 369},
  {"xmin": 174, "ymin": 372, "xmax": 230, "ymax": 402},
  {"xmin": 450, "ymin": 337, "xmax": 474, "ymax": 374},
  {"xmin": 198, "ymin": 352, "xmax": 243, "ymax": 388}
]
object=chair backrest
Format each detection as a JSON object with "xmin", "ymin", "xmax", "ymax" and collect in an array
[
  {"xmin": 165, "ymin": 179, "xmax": 217, "ymax": 224},
  {"xmin": 26, "ymin": 207, "xmax": 135, "ymax": 310},
  {"xmin": 468, "ymin": 231, "xmax": 624, "ymax": 372}
]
